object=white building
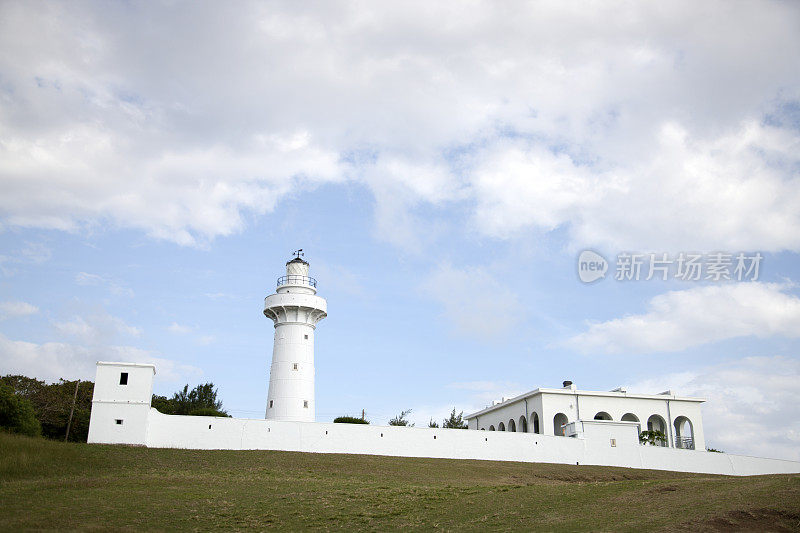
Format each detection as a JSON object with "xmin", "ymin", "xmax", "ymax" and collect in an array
[
  {"xmin": 86, "ymin": 361, "xmax": 156, "ymax": 446},
  {"xmin": 85, "ymin": 253, "xmax": 800, "ymax": 476},
  {"xmin": 465, "ymin": 381, "xmax": 704, "ymax": 451}
]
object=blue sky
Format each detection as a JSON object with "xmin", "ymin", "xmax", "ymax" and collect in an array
[{"xmin": 1, "ymin": 1, "xmax": 799, "ymax": 460}]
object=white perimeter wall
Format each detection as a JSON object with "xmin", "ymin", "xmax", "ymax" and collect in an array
[{"xmin": 142, "ymin": 409, "xmax": 800, "ymax": 476}]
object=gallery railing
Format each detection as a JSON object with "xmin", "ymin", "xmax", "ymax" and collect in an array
[{"xmin": 277, "ymin": 275, "xmax": 317, "ymax": 288}]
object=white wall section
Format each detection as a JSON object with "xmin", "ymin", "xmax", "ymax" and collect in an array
[{"xmin": 88, "ymin": 362, "xmax": 800, "ymax": 476}]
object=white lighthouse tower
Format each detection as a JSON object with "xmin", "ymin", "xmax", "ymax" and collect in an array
[{"xmin": 263, "ymin": 250, "xmax": 327, "ymax": 421}]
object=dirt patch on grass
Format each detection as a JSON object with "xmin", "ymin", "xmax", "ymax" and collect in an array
[
  {"xmin": 649, "ymin": 484, "xmax": 679, "ymax": 494},
  {"xmin": 679, "ymin": 508, "xmax": 800, "ymax": 532}
]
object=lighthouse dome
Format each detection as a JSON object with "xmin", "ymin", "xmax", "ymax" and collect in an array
[{"xmin": 286, "ymin": 257, "xmax": 309, "ymax": 277}]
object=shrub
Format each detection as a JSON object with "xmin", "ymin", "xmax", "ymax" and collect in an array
[
  {"xmin": 0, "ymin": 383, "xmax": 41, "ymax": 437},
  {"xmin": 639, "ymin": 430, "xmax": 667, "ymax": 446},
  {"xmin": 333, "ymin": 416, "xmax": 369, "ymax": 424},
  {"xmin": 428, "ymin": 419, "xmax": 439, "ymax": 428}
]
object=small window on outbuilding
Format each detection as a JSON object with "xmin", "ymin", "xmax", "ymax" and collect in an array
[
  {"xmin": 293, "ymin": 363, "xmax": 298, "ymax": 370},
  {"xmin": 119, "ymin": 372, "xmax": 128, "ymax": 385},
  {"xmin": 303, "ymin": 400, "xmax": 309, "ymax": 408},
  {"xmin": 115, "ymin": 419, "xmax": 123, "ymax": 425}
]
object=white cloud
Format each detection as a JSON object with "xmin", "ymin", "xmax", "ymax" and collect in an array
[
  {"xmin": 312, "ymin": 262, "xmax": 371, "ymax": 300},
  {"xmin": 203, "ymin": 292, "xmax": 237, "ymax": 300},
  {"xmin": 405, "ymin": 404, "xmax": 462, "ymax": 429},
  {"xmin": 54, "ymin": 313, "xmax": 141, "ymax": 344},
  {"xmin": 75, "ymin": 272, "xmax": 134, "ymax": 297},
  {"xmin": 449, "ymin": 380, "xmax": 526, "ymax": 410},
  {"xmin": 567, "ymin": 282, "xmax": 800, "ymax": 354},
  {"xmin": 421, "ymin": 264, "xmax": 523, "ymax": 341},
  {"xmin": 470, "ymin": 121, "xmax": 800, "ymax": 252},
  {"xmin": 0, "ymin": 2, "xmax": 799, "ymax": 250},
  {"xmin": 404, "ymin": 381, "xmax": 526, "ymax": 427},
  {"xmin": 0, "ymin": 301, "xmax": 38, "ymax": 319},
  {"xmin": 0, "ymin": 332, "xmax": 201, "ymax": 383},
  {"xmin": 167, "ymin": 322, "xmax": 192, "ymax": 334},
  {"xmin": 197, "ymin": 335, "xmax": 215, "ymax": 346},
  {"xmin": 0, "ymin": 242, "xmax": 52, "ymax": 276},
  {"xmin": 626, "ymin": 356, "xmax": 800, "ymax": 461}
]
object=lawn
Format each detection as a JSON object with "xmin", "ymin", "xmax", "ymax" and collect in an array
[{"xmin": 1, "ymin": 432, "xmax": 798, "ymax": 531}]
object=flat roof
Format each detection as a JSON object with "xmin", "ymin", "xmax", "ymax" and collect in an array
[
  {"xmin": 96, "ymin": 361, "xmax": 156, "ymax": 374},
  {"xmin": 465, "ymin": 386, "xmax": 705, "ymax": 419}
]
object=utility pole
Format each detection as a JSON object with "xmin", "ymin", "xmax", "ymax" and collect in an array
[{"xmin": 64, "ymin": 380, "xmax": 80, "ymax": 442}]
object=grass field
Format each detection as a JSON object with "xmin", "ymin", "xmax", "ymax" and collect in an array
[{"xmin": 1, "ymin": 432, "xmax": 799, "ymax": 531}]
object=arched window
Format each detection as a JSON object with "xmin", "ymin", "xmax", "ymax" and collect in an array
[
  {"xmin": 531, "ymin": 412, "xmax": 540, "ymax": 434},
  {"xmin": 594, "ymin": 412, "xmax": 612, "ymax": 421},
  {"xmin": 647, "ymin": 414, "xmax": 668, "ymax": 447},
  {"xmin": 519, "ymin": 416, "xmax": 528, "ymax": 433},
  {"xmin": 498, "ymin": 422, "xmax": 506, "ymax": 431},
  {"xmin": 621, "ymin": 413, "xmax": 639, "ymax": 422},
  {"xmin": 553, "ymin": 413, "xmax": 568, "ymax": 436},
  {"xmin": 508, "ymin": 419, "xmax": 516, "ymax": 432},
  {"xmin": 489, "ymin": 425, "xmax": 495, "ymax": 431},
  {"xmin": 674, "ymin": 416, "xmax": 694, "ymax": 450}
]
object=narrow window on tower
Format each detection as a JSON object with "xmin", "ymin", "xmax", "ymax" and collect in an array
[
  {"xmin": 303, "ymin": 400, "xmax": 309, "ymax": 408},
  {"xmin": 304, "ymin": 334, "xmax": 308, "ymax": 340},
  {"xmin": 269, "ymin": 400, "xmax": 273, "ymax": 408},
  {"xmin": 293, "ymin": 363, "xmax": 298, "ymax": 371},
  {"xmin": 119, "ymin": 372, "xmax": 128, "ymax": 385}
]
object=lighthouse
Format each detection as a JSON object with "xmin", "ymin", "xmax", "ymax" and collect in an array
[{"xmin": 263, "ymin": 251, "xmax": 327, "ymax": 421}]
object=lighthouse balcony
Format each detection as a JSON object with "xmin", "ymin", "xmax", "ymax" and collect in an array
[{"xmin": 277, "ymin": 275, "xmax": 317, "ymax": 288}]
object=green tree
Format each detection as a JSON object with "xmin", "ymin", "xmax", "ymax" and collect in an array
[
  {"xmin": 152, "ymin": 383, "xmax": 228, "ymax": 417},
  {"xmin": 171, "ymin": 384, "xmax": 192, "ymax": 415},
  {"xmin": 428, "ymin": 419, "xmax": 439, "ymax": 428},
  {"xmin": 0, "ymin": 382, "xmax": 41, "ymax": 437},
  {"xmin": 150, "ymin": 394, "xmax": 174, "ymax": 414},
  {"xmin": 187, "ymin": 383, "xmax": 225, "ymax": 414},
  {"xmin": 0, "ymin": 375, "xmax": 93, "ymax": 441},
  {"xmin": 442, "ymin": 408, "xmax": 468, "ymax": 429},
  {"xmin": 389, "ymin": 409, "xmax": 414, "ymax": 426}
]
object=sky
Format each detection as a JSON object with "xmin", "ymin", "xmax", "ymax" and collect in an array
[{"xmin": 1, "ymin": 1, "xmax": 799, "ymax": 460}]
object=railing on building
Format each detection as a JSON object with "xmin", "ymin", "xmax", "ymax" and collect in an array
[
  {"xmin": 675, "ymin": 436, "xmax": 694, "ymax": 450},
  {"xmin": 277, "ymin": 275, "xmax": 317, "ymax": 288}
]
